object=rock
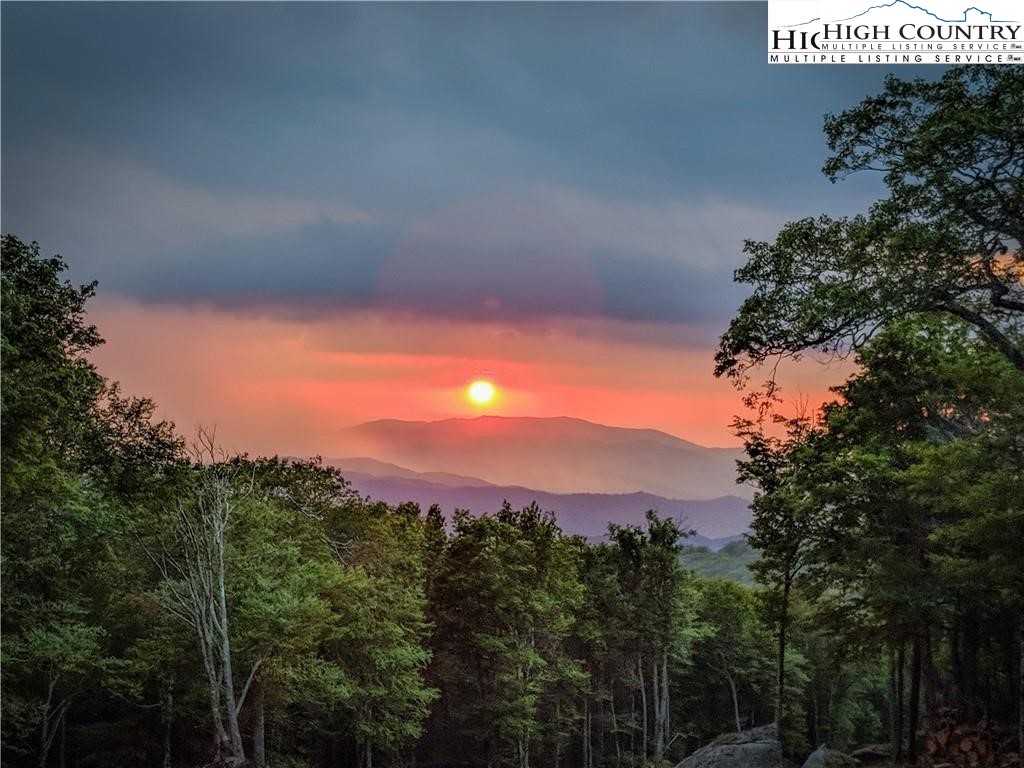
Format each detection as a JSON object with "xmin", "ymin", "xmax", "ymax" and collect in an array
[
  {"xmin": 802, "ymin": 745, "xmax": 861, "ymax": 768},
  {"xmin": 675, "ymin": 725, "xmax": 795, "ymax": 768}
]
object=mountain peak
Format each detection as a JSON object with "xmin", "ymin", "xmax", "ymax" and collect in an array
[{"xmin": 353, "ymin": 415, "xmax": 716, "ymax": 450}]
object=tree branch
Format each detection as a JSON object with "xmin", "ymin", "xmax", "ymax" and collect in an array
[
  {"xmin": 235, "ymin": 658, "xmax": 264, "ymax": 717},
  {"xmin": 943, "ymin": 299, "xmax": 1024, "ymax": 371}
]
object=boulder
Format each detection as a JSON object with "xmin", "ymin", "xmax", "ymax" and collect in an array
[
  {"xmin": 802, "ymin": 745, "xmax": 861, "ymax": 768},
  {"xmin": 675, "ymin": 725, "xmax": 795, "ymax": 768}
]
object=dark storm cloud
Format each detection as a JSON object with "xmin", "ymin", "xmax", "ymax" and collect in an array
[
  {"xmin": 115, "ymin": 206, "xmax": 747, "ymax": 331},
  {"xmin": 1, "ymin": 2, "xmax": 942, "ymax": 334}
]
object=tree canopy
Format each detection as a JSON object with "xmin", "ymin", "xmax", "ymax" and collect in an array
[{"xmin": 716, "ymin": 66, "xmax": 1024, "ymax": 378}]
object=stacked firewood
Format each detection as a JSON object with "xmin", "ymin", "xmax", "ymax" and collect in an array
[{"xmin": 921, "ymin": 710, "xmax": 1021, "ymax": 767}]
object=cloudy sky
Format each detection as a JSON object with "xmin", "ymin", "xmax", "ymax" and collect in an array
[{"xmin": 2, "ymin": 3, "xmax": 937, "ymax": 453}]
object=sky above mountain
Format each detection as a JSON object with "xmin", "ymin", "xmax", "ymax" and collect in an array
[{"xmin": 1, "ymin": 3, "xmax": 941, "ymax": 451}]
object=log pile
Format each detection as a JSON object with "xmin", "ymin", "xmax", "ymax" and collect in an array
[{"xmin": 921, "ymin": 710, "xmax": 1021, "ymax": 767}]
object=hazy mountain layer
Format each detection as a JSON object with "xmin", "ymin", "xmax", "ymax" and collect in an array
[
  {"xmin": 335, "ymin": 416, "xmax": 750, "ymax": 501},
  {"xmin": 335, "ymin": 468, "xmax": 752, "ymax": 540}
]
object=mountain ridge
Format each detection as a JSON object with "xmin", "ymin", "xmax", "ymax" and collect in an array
[
  {"xmin": 335, "ymin": 466, "xmax": 752, "ymax": 541},
  {"xmin": 334, "ymin": 415, "xmax": 749, "ymax": 501}
]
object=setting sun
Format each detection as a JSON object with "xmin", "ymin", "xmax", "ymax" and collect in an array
[{"xmin": 467, "ymin": 380, "xmax": 496, "ymax": 405}]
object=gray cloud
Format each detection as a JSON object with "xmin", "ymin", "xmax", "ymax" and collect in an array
[
  {"xmin": 102, "ymin": 188, "xmax": 750, "ymax": 333},
  {"xmin": 1, "ymin": 2, "xmax": 945, "ymax": 341}
]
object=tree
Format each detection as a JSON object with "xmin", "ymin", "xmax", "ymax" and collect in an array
[
  {"xmin": 150, "ymin": 445, "xmax": 251, "ymax": 765},
  {"xmin": 607, "ymin": 511, "xmax": 698, "ymax": 765},
  {"xmin": 740, "ymin": 433, "xmax": 813, "ymax": 745},
  {"xmin": 716, "ymin": 67, "xmax": 1023, "ymax": 379},
  {"xmin": 1, "ymin": 236, "xmax": 181, "ymax": 766},
  {"xmin": 692, "ymin": 580, "xmax": 773, "ymax": 734},
  {"xmin": 423, "ymin": 502, "xmax": 584, "ymax": 768},
  {"xmin": 776, "ymin": 321, "xmax": 1024, "ymax": 760}
]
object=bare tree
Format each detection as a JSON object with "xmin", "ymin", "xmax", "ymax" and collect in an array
[{"xmin": 148, "ymin": 428, "xmax": 257, "ymax": 766}]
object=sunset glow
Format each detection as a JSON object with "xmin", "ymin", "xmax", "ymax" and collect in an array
[
  {"xmin": 4, "ymin": 2, "xmax": 885, "ymax": 461},
  {"xmin": 468, "ymin": 380, "xmax": 496, "ymax": 406}
]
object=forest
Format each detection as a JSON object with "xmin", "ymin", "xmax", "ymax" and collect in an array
[{"xmin": 1, "ymin": 68, "xmax": 1021, "ymax": 768}]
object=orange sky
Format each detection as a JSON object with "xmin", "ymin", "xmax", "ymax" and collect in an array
[{"xmin": 87, "ymin": 296, "xmax": 848, "ymax": 457}]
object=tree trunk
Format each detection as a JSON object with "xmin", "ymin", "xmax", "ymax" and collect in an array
[
  {"xmin": 888, "ymin": 650, "xmax": 896, "ymax": 754},
  {"xmin": 587, "ymin": 699, "xmax": 594, "ymax": 768},
  {"xmin": 40, "ymin": 678, "xmax": 55, "ymax": 768},
  {"xmin": 963, "ymin": 616, "xmax": 980, "ymax": 722},
  {"xmin": 253, "ymin": 683, "xmax": 267, "ymax": 768},
  {"xmin": 776, "ymin": 577, "xmax": 792, "ymax": 739},
  {"xmin": 662, "ymin": 652, "xmax": 670, "ymax": 754},
  {"xmin": 161, "ymin": 676, "xmax": 174, "ymax": 768},
  {"xmin": 652, "ymin": 659, "xmax": 663, "ymax": 764},
  {"xmin": 217, "ymin": 545, "xmax": 245, "ymax": 762},
  {"xmin": 909, "ymin": 635, "xmax": 922, "ymax": 764},
  {"xmin": 628, "ymin": 689, "xmax": 635, "ymax": 758},
  {"xmin": 723, "ymin": 668, "xmax": 740, "ymax": 734},
  {"xmin": 585, "ymin": 700, "xmax": 593, "ymax": 768},
  {"xmin": 638, "ymin": 655, "xmax": 648, "ymax": 762},
  {"xmin": 924, "ymin": 627, "xmax": 942, "ymax": 717},
  {"xmin": 59, "ymin": 711, "xmax": 66, "ymax": 768},
  {"xmin": 39, "ymin": 681, "xmax": 71, "ymax": 768},
  {"xmin": 827, "ymin": 677, "xmax": 838, "ymax": 745},
  {"xmin": 894, "ymin": 644, "xmax": 905, "ymax": 764},
  {"xmin": 811, "ymin": 686, "xmax": 819, "ymax": 747},
  {"xmin": 1018, "ymin": 613, "xmax": 1023, "ymax": 756},
  {"xmin": 609, "ymin": 682, "xmax": 621, "ymax": 766}
]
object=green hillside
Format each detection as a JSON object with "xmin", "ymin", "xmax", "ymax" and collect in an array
[{"xmin": 680, "ymin": 539, "xmax": 758, "ymax": 586}]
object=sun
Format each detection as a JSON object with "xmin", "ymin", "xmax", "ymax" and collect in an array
[{"xmin": 467, "ymin": 380, "xmax": 496, "ymax": 406}]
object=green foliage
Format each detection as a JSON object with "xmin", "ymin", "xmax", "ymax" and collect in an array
[
  {"xmin": 716, "ymin": 66, "xmax": 1024, "ymax": 764},
  {"xmin": 424, "ymin": 502, "xmax": 585, "ymax": 767},
  {"xmin": 716, "ymin": 67, "xmax": 1023, "ymax": 379},
  {"xmin": 680, "ymin": 539, "xmax": 759, "ymax": 586}
]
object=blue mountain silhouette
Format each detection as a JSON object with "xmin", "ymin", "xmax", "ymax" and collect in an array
[
  {"xmin": 831, "ymin": 1, "xmax": 1016, "ymax": 23},
  {"xmin": 783, "ymin": 1, "xmax": 1016, "ymax": 27}
]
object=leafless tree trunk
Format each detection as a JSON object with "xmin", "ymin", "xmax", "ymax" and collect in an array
[
  {"xmin": 727, "ymin": 672, "xmax": 742, "ymax": 734},
  {"xmin": 517, "ymin": 736, "xmax": 529, "ymax": 768},
  {"xmin": 39, "ymin": 676, "xmax": 74, "ymax": 768},
  {"xmin": 149, "ymin": 431, "xmax": 255, "ymax": 765}
]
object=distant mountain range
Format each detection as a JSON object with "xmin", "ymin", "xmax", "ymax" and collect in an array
[
  {"xmin": 321, "ymin": 416, "xmax": 753, "ymax": 542},
  {"xmin": 334, "ymin": 416, "xmax": 749, "ymax": 501}
]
